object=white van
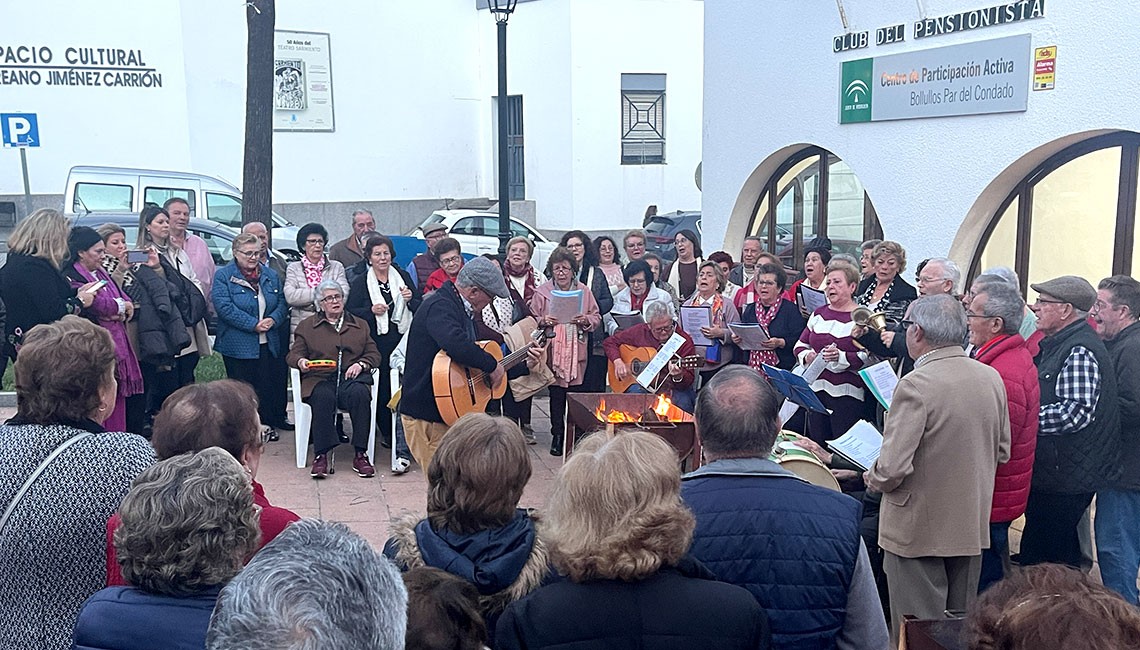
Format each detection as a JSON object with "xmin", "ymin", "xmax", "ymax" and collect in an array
[{"xmin": 64, "ymin": 166, "xmax": 300, "ymax": 259}]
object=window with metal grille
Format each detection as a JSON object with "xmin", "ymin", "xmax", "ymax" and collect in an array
[{"xmin": 621, "ymin": 73, "xmax": 665, "ymax": 165}]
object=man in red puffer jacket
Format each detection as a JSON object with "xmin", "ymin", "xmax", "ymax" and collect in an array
[{"xmin": 967, "ymin": 282, "xmax": 1040, "ymax": 592}]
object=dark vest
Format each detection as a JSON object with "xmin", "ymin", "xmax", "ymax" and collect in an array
[
  {"xmin": 682, "ymin": 472, "xmax": 860, "ymax": 650},
  {"xmin": 1033, "ymin": 320, "xmax": 1121, "ymax": 494},
  {"xmin": 412, "ymin": 253, "xmax": 439, "ymax": 288}
]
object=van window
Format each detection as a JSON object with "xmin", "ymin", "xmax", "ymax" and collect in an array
[
  {"xmin": 144, "ymin": 188, "xmax": 196, "ymax": 215},
  {"xmin": 206, "ymin": 193, "xmax": 242, "ymax": 228},
  {"xmin": 74, "ymin": 183, "xmax": 133, "ymax": 212},
  {"xmin": 190, "ymin": 226, "xmax": 234, "ymax": 267}
]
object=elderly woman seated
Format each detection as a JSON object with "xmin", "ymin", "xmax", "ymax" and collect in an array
[
  {"xmin": 384, "ymin": 413, "xmax": 548, "ymax": 647},
  {"xmin": 105, "ymin": 380, "xmax": 301, "ymax": 586},
  {"xmin": 287, "ymin": 279, "xmax": 382, "ymax": 479},
  {"xmin": 495, "ymin": 430, "xmax": 771, "ymax": 649},
  {"xmin": 73, "ymin": 448, "xmax": 260, "ymax": 650}
]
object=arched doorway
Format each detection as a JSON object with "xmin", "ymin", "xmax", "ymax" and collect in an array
[
  {"xmin": 969, "ymin": 131, "xmax": 1140, "ymax": 295},
  {"xmin": 744, "ymin": 146, "xmax": 883, "ymax": 271}
]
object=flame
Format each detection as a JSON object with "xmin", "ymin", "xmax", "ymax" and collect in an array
[
  {"xmin": 592, "ymin": 395, "xmax": 691, "ymax": 423},
  {"xmin": 653, "ymin": 394, "xmax": 673, "ymax": 418}
]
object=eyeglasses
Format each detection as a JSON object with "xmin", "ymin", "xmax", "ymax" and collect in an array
[
  {"xmin": 552, "ymin": 266, "xmax": 574, "ymax": 275},
  {"xmin": 439, "ymin": 255, "xmax": 462, "ymax": 266},
  {"xmin": 1033, "ymin": 298, "xmax": 1067, "ymax": 306},
  {"xmin": 305, "ymin": 238, "xmax": 325, "ymax": 245},
  {"xmin": 755, "ymin": 279, "xmax": 778, "ymax": 286},
  {"xmin": 319, "ymin": 294, "xmax": 343, "ymax": 304},
  {"xmin": 651, "ymin": 322, "xmax": 676, "ymax": 335},
  {"xmin": 628, "ymin": 277, "xmax": 647, "ymax": 285},
  {"xmin": 625, "ymin": 241, "xmax": 645, "ymax": 250},
  {"xmin": 235, "ymin": 249, "xmax": 260, "ymax": 258},
  {"xmin": 900, "ymin": 319, "xmax": 915, "ymax": 329},
  {"xmin": 565, "ymin": 242, "xmax": 585, "ymax": 250}
]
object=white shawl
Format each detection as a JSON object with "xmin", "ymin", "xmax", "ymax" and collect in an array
[{"xmin": 366, "ymin": 268, "xmax": 411, "ymax": 335}]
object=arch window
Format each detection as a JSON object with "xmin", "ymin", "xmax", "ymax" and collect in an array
[
  {"xmin": 746, "ymin": 147, "xmax": 883, "ymax": 270},
  {"xmin": 970, "ymin": 132, "xmax": 1140, "ymax": 296}
]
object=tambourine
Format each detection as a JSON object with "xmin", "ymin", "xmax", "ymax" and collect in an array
[{"xmin": 307, "ymin": 359, "xmax": 337, "ymax": 369}]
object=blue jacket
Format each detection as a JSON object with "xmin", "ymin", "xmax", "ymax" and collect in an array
[
  {"xmin": 211, "ymin": 262, "xmax": 286, "ymax": 359},
  {"xmin": 682, "ymin": 458, "xmax": 863, "ymax": 650},
  {"xmin": 72, "ymin": 586, "xmax": 220, "ymax": 650}
]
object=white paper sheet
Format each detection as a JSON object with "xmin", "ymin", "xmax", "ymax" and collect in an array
[
  {"xmin": 636, "ymin": 332, "xmax": 686, "ymax": 390},
  {"xmin": 827, "ymin": 419, "xmax": 883, "ymax": 471},
  {"xmin": 858, "ymin": 360, "xmax": 899, "ymax": 411},
  {"xmin": 549, "ymin": 289, "xmax": 584, "ymax": 324},
  {"xmin": 680, "ymin": 305, "xmax": 714, "ymax": 346},
  {"xmin": 727, "ymin": 322, "xmax": 770, "ymax": 350},
  {"xmin": 798, "ymin": 284, "xmax": 827, "ymax": 315}
]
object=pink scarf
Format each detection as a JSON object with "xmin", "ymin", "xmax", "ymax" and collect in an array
[
  {"xmin": 550, "ymin": 324, "xmax": 580, "ymax": 385},
  {"xmin": 301, "ymin": 256, "xmax": 324, "ymax": 289},
  {"xmin": 748, "ymin": 301, "xmax": 780, "ymax": 370}
]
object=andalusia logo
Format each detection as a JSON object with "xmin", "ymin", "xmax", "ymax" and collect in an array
[{"xmin": 840, "ymin": 58, "xmax": 873, "ymax": 124}]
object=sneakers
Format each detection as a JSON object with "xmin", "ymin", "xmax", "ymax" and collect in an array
[
  {"xmin": 261, "ymin": 425, "xmax": 279, "ymax": 443},
  {"xmin": 392, "ymin": 457, "xmax": 411, "ymax": 475},
  {"xmin": 311, "ymin": 453, "xmax": 334, "ymax": 479},
  {"xmin": 353, "ymin": 451, "xmax": 376, "ymax": 478},
  {"xmin": 521, "ymin": 424, "xmax": 537, "ymax": 445}
]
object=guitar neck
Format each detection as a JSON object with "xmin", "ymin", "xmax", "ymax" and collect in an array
[{"xmin": 499, "ymin": 342, "xmax": 537, "ymax": 370}]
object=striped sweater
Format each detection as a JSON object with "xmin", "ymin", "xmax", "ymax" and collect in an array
[{"xmin": 793, "ymin": 305, "xmax": 869, "ymax": 400}]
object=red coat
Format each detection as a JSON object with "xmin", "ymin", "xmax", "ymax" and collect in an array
[
  {"xmin": 603, "ymin": 323, "xmax": 697, "ymax": 391},
  {"xmin": 104, "ymin": 481, "xmax": 300, "ymax": 586},
  {"xmin": 974, "ymin": 334, "xmax": 1040, "ymax": 523}
]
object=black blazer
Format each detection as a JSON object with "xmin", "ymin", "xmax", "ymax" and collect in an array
[
  {"xmin": 740, "ymin": 299, "xmax": 807, "ymax": 370},
  {"xmin": 346, "ymin": 266, "xmax": 421, "ymax": 355},
  {"xmin": 0, "ymin": 253, "xmax": 76, "ymax": 353}
]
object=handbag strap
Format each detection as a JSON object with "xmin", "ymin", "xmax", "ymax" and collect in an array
[{"xmin": 0, "ymin": 430, "xmax": 93, "ymax": 534}]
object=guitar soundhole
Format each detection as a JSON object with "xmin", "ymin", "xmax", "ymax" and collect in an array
[{"xmin": 630, "ymin": 361, "xmax": 647, "ymax": 375}]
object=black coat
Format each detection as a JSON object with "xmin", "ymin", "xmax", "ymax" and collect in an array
[
  {"xmin": 495, "ymin": 557, "xmax": 771, "ymax": 650},
  {"xmin": 401, "ymin": 282, "xmax": 498, "ymax": 423},
  {"xmin": 740, "ymin": 298, "xmax": 806, "ymax": 370},
  {"xmin": 127, "ymin": 265, "xmax": 190, "ymax": 366},
  {"xmin": 1108, "ymin": 321, "xmax": 1140, "ymax": 490},
  {"xmin": 345, "ymin": 266, "xmax": 422, "ymax": 357},
  {"xmin": 0, "ymin": 253, "xmax": 76, "ymax": 353}
]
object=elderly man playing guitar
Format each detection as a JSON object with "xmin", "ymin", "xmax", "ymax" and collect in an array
[
  {"xmin": 400, "ymin": 257, "xmax": 518, "ymax": 471},
  {"xmin": 604, "ymin": 301, "xmax": 700, "ymax": 412}
]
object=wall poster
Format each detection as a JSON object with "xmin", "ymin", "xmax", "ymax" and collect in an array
[{"xmin": 273, "ymin": 30, "xmax": 334, "ymax": 132}]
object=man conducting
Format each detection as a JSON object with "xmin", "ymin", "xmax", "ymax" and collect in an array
[
  {"xmin": 683, "ymin": 366, "xmax": 889, "ymax": 649},
  {"xmin": 865, "ymin": 294, "xmax": 1010, "ymax": 642},
  {"xmin": 400, "ymin": 257, "xmax": 509, "ymax": 470}
]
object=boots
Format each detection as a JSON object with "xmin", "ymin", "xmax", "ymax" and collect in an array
[{"xmin": 549, "ymin": 431, "xmax": 564, "ymax": 457}]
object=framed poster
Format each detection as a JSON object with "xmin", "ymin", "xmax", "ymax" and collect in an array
[{"xmin": 273, "ymin": 30, "xmax": 334, "ymax": 132}]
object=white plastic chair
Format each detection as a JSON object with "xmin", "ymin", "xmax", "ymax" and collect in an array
[{"xmin": 291, "ymin": 367, "xmax": 379, "ymax": 469}]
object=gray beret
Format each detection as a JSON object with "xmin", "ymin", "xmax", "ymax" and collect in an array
[
  {"xmin": 456, "ymin": 256, "xmax": 509, "ymax": 299},
  {"xmin": 1030, "ymin": 275, "xmax": 1096, "ymax": 312}
]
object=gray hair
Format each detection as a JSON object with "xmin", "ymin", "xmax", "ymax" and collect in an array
[
  {"xmin": 924, "ymin": 257, "xmax": 962, "ymax": 294},
  {"xmin": 694, "ymin": 366, "xmax": 782, "ymax": 458},
  {"xmin": 860, "ymin": 239, "xmax": 883, "ymax": 253},
  {"xmin": 207, "ymin": 519, "xmax": 407, "ymax": 650},
  {"xmin": 643, "ymin": 300, "xmax": 672, "ymax": 324},
  {"xmin": 975, "ymin": 282, "xmax": 1025, "ymax": 336},
  {"xmin": 313, "ymin": 279, "xmax": 345, "ymax": 312},
  {"xmin": 971, "ymin": 273, "xmax": 1011, "ymax": 294},
  {"xmin": 982, "ymin": 266, "xmax": 1020, "ymax": 287},
  {"xmin": 832, "ymin": 253, "xmax": 859, "ymax": 268},
  {"xmin": 909, "ymin": 294, "xmax": 967, "ymax": 347},
  {"xmin": 351, "ymin": 209, "xmax": 374, "ymax": 220}
]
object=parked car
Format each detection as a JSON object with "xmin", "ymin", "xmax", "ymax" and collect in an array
[
  {"xmin": 410, "ymin": 210, "xmax": 556, "ymax": 272},
  {"xmin": 64, "ymin": 166, "xmax": 301, "ymax": 261},
  {"xmin": 71, "ymin": 212, "xmax": 289, "ymax": 335},
  {"xmin": 644, "ymin": 211, "xmax": 703, "ymax": 262}
]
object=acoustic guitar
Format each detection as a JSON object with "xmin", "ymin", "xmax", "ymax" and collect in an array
[
  {"xmin": 607, "ymin": 345, "xmax": 704, "ymax": 394},
  {"xmin": 432, "ymin": 328, "xmax": 553, "ymax": 425}
]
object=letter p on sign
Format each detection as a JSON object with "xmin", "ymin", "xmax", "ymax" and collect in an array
[{"xmin": 1, "ymin": 113, "xmax": 40, "ymax": 148}]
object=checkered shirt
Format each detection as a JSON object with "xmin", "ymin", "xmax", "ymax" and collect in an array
[{"xmin": 1039, "ymin": 345, "xmax": 1101, "ymax": 435}]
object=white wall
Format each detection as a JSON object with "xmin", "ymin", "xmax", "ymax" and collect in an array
[{"xmin": 703, "ymin": 0, "xmax": 1140, "ymax": 266}]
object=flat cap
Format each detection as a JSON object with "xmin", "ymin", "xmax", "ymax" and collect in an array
[
  {"xmin": 1030, "ymin": 275, "xmax": 1096, "ymax": 311},
  {"xmin": 422, "ymin": 222, "xmax": 448, "ymax": 236},
  {"xmin": 457, "ymin": 256, "xmax": 509, "ymax": 299}
]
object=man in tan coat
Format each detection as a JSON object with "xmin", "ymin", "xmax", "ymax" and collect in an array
[{"xmin": 865, "ymin": 294, "xmax": 1011, "ymax": 642}]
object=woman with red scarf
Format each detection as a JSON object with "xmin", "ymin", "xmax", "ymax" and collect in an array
[
  {"xmin": 604, "ymin": 259, "xmax": 675, "ymax": 335},
  {"xmin": 423, "ymin": 237, "xmax": 464, "ymax": 295},
  {"xmin": 212, "ymin": 233, "xmax": 288, "ymax": 433},
  {"xmin": 737, "ymin": 262, "xmax": 806, "ymax": 372}
]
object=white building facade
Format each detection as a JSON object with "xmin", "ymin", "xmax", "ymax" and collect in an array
[
  {"xmin": 0, "ymin": 0, "xmax": 702, "ymax": 237},
  {"xmin": 703, "ymin": 1, "xmax": 1140, "ymax": 292}
]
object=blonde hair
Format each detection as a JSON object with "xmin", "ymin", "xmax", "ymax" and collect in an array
[
  {"xmin": 506, "ymin": 236, "xmax": 534, "ymax": 257},
  {"xmin": 542, "ymin": 429, "xmax": 693, "ymax": 582},
  {"xmin": 8, "ymin": 208, "xmax": 71, "ymax": 269},
  {"xmin": 232, "ymin": 232, "xmax": 261, "ymax": 251},
  {"xmin": 872, "ymin": 240, "xmax": 907, "ymax": 273}
]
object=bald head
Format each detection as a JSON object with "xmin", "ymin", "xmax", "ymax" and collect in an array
[{"xmin": 694, "ymin": 366, "xmax": 782, "ymax": 459}]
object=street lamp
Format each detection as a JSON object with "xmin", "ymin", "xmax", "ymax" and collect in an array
[{"xmin": 490, "ymin": 0, "xmax": 518, "ymax": 256}]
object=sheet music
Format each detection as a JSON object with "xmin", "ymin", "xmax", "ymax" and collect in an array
[
  {"xmin": 727, "ymin": 322, "xmax": 770, "ymax": 350},
  {"xmin": 549, "ymin": 289, "xmax": 584, "ymax": 324},
  {"xmin": 858, "ymin": 360, "xmax": 899, "ymax": 411},
  {"xmin": 798, "ymin": 284, "xmax": 827, "ymax": 315},
  {"xmin": 827, "ymin": 419, "xmax": 883, "ymax": 471},
  {"xmin": 636, "ymin": 332, "xmax": 686, "ymax": 390},
  {"xmin": 679, "ymin": 305, "xmax": 714, "ymax": 346}
]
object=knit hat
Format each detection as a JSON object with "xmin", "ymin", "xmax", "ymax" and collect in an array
[
  {"xmin": 68, "ymin": 226, "xmax": 104, "ymax": 259},
  {"xmin": 1030, "ymin": 275, "xmax": 1097, "ymax": 312},
  {"xmin": 804, "ymin": 236, "xmax": 833, "ymax": 265},
  {"xmin": 457, "ymin": 256, "xmax": 510, "ymax": 298}
]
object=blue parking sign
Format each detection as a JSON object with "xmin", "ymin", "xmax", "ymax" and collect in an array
[{"xmin": 1, "ymin": 113, "xmax": 40, "ymax": 148}]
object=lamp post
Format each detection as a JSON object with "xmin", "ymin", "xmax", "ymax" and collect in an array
[{"xmin": 490, "ymin": 0, "xmax": 518, "ymax": 256}]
